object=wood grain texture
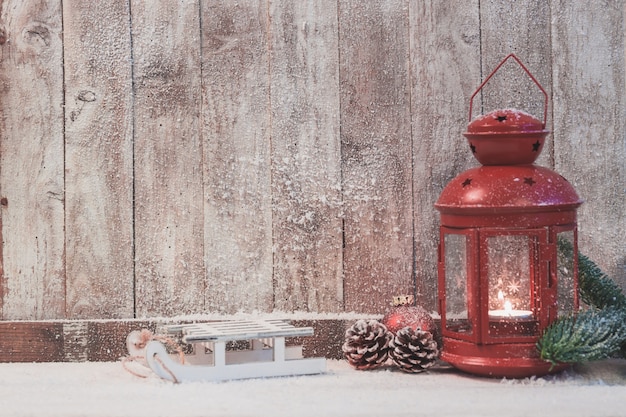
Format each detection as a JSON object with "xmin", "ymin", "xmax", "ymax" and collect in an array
[
  {"xmin": 409, "ymin": 0, "xmax": 481, "ymax": 312},
  {"xmin": 201, "ymin": 0, "xmax": 274, "ymax": 313},
  {"xmin": 339, "ymin": 0, "xmax": 414, "ymax": 313},
  {"xmin": 269, "ymin": 0, "xmax": 343, "ymax": 312},
  {"xmin": 0, "ymin": 0, "xmax": 65, "ymax": 319},
  {"xmin": 551, "ymin": 1, "xmax": 626, "ymax": 288},
  {"xmin": 479, "ymin": 0, "xmax": 553, "ymax": 168},
  {"xmin": 132, "ymin": 0, "xmax": 205, "ymax": 316},
  {"xmin": 63, "ymin": 1, "xmax": 134, "ymax": 319}
]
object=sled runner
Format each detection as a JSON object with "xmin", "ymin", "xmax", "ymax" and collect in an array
[{"xmin": 126, "ymin": 320, "xmax": 326, "ymax": 382}]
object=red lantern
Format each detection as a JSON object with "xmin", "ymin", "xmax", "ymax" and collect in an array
[{"xmin": 435, "ymin": 54, "xmax": 583, "ymax": 378}]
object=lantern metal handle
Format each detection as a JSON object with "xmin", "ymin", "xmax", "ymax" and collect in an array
[{"xmin": 468, "ymin": 54, "xmax": 548, "ymax": 127}]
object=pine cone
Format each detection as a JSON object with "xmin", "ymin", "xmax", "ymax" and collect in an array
[
  {"xmin": 389, "ymin": 326, "xmax": 439, "ymax": 373},
  {"xmin": 342, "ymin": 320, "xmax": 392, "ymax": 370}
]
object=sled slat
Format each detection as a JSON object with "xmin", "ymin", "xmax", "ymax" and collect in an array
[{"xmin": 167, "ymin": 320, "xmax": 314, "ymax": 343}]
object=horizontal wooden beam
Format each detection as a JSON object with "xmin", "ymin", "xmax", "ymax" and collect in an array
[{"xmin": 0, "ymin": 319, "xmax": 361, "ymax": 363}]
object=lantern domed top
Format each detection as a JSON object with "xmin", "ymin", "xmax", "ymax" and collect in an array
[
  {"xmin": 435, "ymin": 164, "xmax": 582, "ymax": 216},
  {"xmin": 464, "ymin": 109, "xmax": 549, "ymax": 165}
]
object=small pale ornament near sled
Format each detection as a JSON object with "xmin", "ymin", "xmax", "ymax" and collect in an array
[{"xmin": 126, "ymin": 320, "xmax": 326, "ymax": 383}]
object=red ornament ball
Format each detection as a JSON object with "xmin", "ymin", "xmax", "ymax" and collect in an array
[{"xmin": 382, "ymin": 304, "xmax": 437, "ymax": 336}]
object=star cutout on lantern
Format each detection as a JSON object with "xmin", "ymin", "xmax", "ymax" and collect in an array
[
  {"xmin": 496, "ymin": 115, "xmax": 507, "ymax": 122},
  {"xmin": 470, "ymin": 143, "xmax": 476, "ymax": 154},
  {"xmin": 524, "ymin": 177, "xmax": 536, "ymax": 186},
  {"xmin": 532, "ymin": 140, "xmax": 541, "ymax": 152},
  {"xmin": 462, "ymin": 178, "xmax": 472, "ymax": 187}
]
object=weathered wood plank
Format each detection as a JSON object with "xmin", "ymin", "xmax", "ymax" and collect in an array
[
  {"xmin": 0, "ymin": 322, "xmax": 64, "ymax": 362},
  {"xmin": 62, "ymin": 1, "xmax": 134, "ymax": 319},
  {"xmin": 201, "ymin": 1, "xmax": 273, "ymax": 313},
  {"xmin": 409, "ymin": 0, "xmax": 481, "ymax": 312},
  {"xmin": 479, "ymin": 0, "xmax": 553, "ymax": 167},
  {"xmin": 0, "ymin": 1, "xmax": 65, "ymax": 319},
  {"xmin": 551, "ymin": 1, "xmax": 626, "ymax": 289},
  {"xmin": 339, "ymin": 0, "xmax": 414, "ymax": 313},
  {"xmin": 132, "ymin": 0, "xmax": 205, "ymax": 316},
  {"xmin": 0, "ymin": 318, "xmax": 352, "ymax": 362},
  {"xmin": 269, "ymin": 0, "xmax": 343, "ymax": 312}
]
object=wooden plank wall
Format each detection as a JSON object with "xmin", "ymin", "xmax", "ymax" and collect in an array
[
  {"xmin": 132, "ymin": 1, "xmax": 205, "ymax": 317},
  {"xmin": 0, "ymin": 0, "xmax": 624, "ymax": 320},
  {"xmin": 202, "ymin": 1, "xmax": 275, "ymax": 314},
  {"xmin": 63, "ymin": 1, "xmax": 135, "ymax": 318},
  {"xmin": 0, "ymin": 0, "xmax": 65, "ymax": 319}
]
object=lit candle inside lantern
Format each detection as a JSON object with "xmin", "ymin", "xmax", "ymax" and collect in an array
[{"xmin": 489, "ymin": 290, "xmax": 533, "ymax": 320}]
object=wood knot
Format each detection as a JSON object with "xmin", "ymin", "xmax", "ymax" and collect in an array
[
  {"xmin": 77, "ymin": 90, "xmax": 96, "ymax": 102},
  {"xmin": 23, "ymin": 24, "xmax": 51, "ymax": 48}
]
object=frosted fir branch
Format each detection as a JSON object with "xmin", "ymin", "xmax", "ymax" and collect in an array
[
  {"xmin": 537, "ymin": 307, "xmax": 626, "ymax": 366},
  {"xmin": 556, "ymin": 237, "xmax": 626, "ymax": 310},
  {"xmin": 544, "ymin": 239, "xmax": 626, "ymax": 364},
  {"xmin": 578, "ymin": 252, "xmax": 626, "ymax": 310}
]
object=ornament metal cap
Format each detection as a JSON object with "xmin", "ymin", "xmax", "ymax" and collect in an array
[{"xmin": 392, "ymin": 295, "xmax": 414, "ymax": 306}]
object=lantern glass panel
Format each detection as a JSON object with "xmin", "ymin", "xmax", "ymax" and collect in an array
[
  {"xmin": 444, "ymin": 233, "xmax": 471, "ymax": 334},
  {"xmin": 487, "ymin": 235, "xmax": 531, "ymax": 313},
  {"xmin": 487, "ymin": 235, "xmax": 536, "ymax": 337},
  {"xmin": 556, "ymin": 230, "xmax": 576, "ymax": 316}
]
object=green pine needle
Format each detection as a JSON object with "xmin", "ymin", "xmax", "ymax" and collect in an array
[{"xmin": 537, "ymin": 307, "xmax": 626, "ymax": 366}]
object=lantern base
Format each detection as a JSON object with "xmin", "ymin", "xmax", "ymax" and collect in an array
[{"xmin": 441, "ymin": 337, "xmax": 570, "ymax": 378}]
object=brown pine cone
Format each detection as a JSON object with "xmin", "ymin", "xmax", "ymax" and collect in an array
[
  {"xmin": 342, "ymin": 319, "xmax": 392, "ymax": 370},
  {"xmin": 389, "ymin": 326, "xmax": 439, "ymax": 373}
]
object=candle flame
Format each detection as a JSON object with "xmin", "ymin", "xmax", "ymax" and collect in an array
[{"xmin": 497, "ymin": 290, "xmax": 504, "ymax": 301}]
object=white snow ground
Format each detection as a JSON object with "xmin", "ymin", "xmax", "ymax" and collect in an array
[{"xmin": 0, "ymin": 359, "xmax": 624, "ymax": 417}]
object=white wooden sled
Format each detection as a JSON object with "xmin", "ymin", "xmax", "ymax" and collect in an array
[{"xmin": 126, "ymin": 320, "xmax": 326, "ymax": 382}]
